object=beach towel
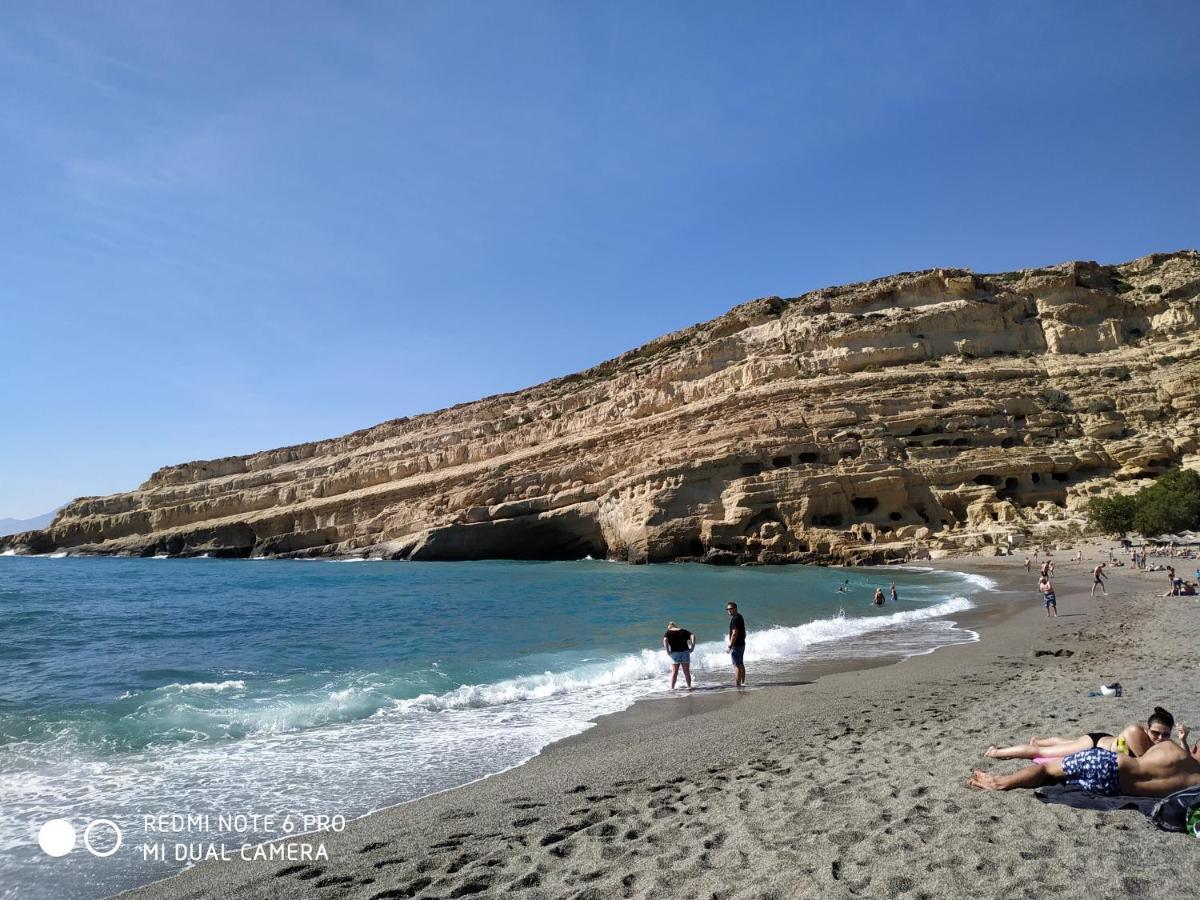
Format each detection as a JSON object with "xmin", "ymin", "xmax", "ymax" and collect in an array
[
  {"xmin": 1033, "ymin": 784, "xmax": 1157, "ymax": 816},
  {"xmin": 1150, "ymin": 784, "xmax": 1200, "ymax": 833}
]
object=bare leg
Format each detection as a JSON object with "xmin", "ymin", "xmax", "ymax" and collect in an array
[
  {"xmin": 969, "ymin": 760, "xmax": 1064, "ymax": 791},
  {"xmin": 984, "ymin": 735, "xmax": 1091, "ymax": 760},
  {"xmin": 1030, "ymin": 735, "xmax": 1071, "ymax": 746},
  {"xmin": 670, "ymin": 663, "xmax": 679, "ymax": 690},
  {"xmin": 735, "ymin": 664, "xmax": 746, "ymax": 687},
  {"xmin": 682, "ymin": 662, "xmax": 692, "ymax": 689}
]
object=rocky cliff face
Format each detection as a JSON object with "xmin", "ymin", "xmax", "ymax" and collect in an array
[{"xmin": 6, "ymin": 251, "xmax": 1199, "ymax": 564}]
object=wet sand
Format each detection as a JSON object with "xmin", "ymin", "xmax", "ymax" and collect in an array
[{"xmin": 118, "ymin": 546, "xmax": 1200, "ymax": 899}]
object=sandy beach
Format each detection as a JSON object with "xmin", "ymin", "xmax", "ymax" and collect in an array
[{"xmin": 117, "ymin": 545, "xmax": 1200, "ymax": 899}]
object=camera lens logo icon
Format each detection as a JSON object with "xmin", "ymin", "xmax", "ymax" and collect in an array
[
  {"xmin": 38, "ymin": 819, "xmax": 123, "ymax": 858},
  {"xmin": 38, "ymin": 820, "xmax": 75, "ymax": 857}
]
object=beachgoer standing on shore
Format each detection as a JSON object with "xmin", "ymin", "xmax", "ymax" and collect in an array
[
  {"xmin": 1040, "ymin": 560, "xmax": 1051, "ymax": 578},
  {"xmin": 873, "ymin": 587, "xmax": 885, "ymax": 606},
  {"xmin": 1024, "ymin": 557, "xmax": 1031, "ymax": 573},
  {"xmin": 890, "ymin": 581, "xmax": 898, "ymax": 604},
  {"xmin": 1038, "ymin": 574, "xmax": 1057, "ymax": 617},
  {"xmin": 726, "ymin": 602, "xmax": 746, "ymax": 687},
  {"xmin": 1075, "ymin": 549, "xmax": 1083, "ymax": 563},
  {"xmin": 1092, "ymin": 563, "xmax": 1108, "ymax": 597},
  {"xmin": 662, "ymin": 621, "xmax": 696, "ymax": 690}
]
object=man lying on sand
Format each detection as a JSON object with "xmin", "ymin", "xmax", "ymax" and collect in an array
[{"xmin": 969, "ymin": 736, "xmax": 1200, "ymax": 797}]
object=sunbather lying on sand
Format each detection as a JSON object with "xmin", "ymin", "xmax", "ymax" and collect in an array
[
  {"xmin": 983, "ymin": 707, "xmax": 1185, "ymax": 760},
  {"xmin": 969, "ymin": 737, "xmax": 1200, "ymax": 797}
]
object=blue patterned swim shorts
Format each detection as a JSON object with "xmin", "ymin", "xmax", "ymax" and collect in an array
[{"xmin": 1061, "ymin": 747, "xmax": 1120, "ymax": 796}]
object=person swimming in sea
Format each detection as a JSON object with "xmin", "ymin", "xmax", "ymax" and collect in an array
[{"xmin": 872, "ymin": 587, "xmax": 885, "ymax": 606}]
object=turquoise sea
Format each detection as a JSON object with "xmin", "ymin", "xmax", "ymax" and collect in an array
[{"xmin": 0, "ymin": 556, "xmax": 993, "ymax": 899}]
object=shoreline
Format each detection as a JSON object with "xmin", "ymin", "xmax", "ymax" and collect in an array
[{"xmin": 109, "ymin": 554, "xmax": 1090, "ymax": 900}]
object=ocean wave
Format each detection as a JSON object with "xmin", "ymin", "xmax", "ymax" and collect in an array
[
  {"xmin": 9, "ymin": 597, "xmax": 978, "ymax": 754},
  {"xmin": 167, "ymin": 680, "xmax": 246, "ymax": 692},
  {"xmin": 954, "ymin": 572, "xmax": 998, "ymax": 591},
  {"xmin": 399, "ymin": 596, "xmax": 973, "ymax": 713},
  {"xmin": 84, "ymin": 597, "xmax": 977, "ymax": 742}
]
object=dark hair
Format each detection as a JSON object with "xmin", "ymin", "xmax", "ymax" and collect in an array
[
  {"xmin": 726, "ymin": 602, "xmax": 738, "ymax": 610},
  {"xmin": 1148, "ymin": 707, "xmax": 1175, "ymax": 730}
]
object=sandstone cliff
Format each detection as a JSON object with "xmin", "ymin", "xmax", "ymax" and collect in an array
[{"xmin": 6, "ymin": 251, "xmax": 1199, "ymax": 564}]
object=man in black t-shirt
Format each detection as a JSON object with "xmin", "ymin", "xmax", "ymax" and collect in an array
[{"xmin": 726, "ymin": 602, "xmax": 746, "ymax": 687}]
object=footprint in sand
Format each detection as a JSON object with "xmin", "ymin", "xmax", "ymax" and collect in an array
[{"xmin": 368, "ymin": 876, "xmax": 431, "ymax": 899}]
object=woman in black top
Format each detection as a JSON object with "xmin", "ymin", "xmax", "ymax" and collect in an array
[{"xmin": 662, "ymin": 621, "xmax": 696, "ymax": 690}]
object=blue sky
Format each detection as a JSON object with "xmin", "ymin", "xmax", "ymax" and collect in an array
[{"xmin": 1, "ymin": 2, "xmax": 1197, "ymax": 519}]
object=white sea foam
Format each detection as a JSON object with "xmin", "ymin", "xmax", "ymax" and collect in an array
[
  {"xmin": 0, "ymin": 550, "xmax": 15, "ymax": 557},
  {"xmin": 168, "ymin": 679, "xmax": 246, "ymax": 692},
  {"xmin": 399, "ymin": 596, "xmax": 974, "ymax": 714},
  {"xmin": 954, "ymin": 572, "xmax": 998, "ymax": 591}
]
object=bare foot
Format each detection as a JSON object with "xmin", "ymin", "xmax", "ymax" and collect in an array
[
  {"xmin": 968, "ymin": 770, "xmax": 1003, "ymax": 791},
  {"xmin": 984, "ymin": 746, "xmax": 1001, "ymax": 758}
]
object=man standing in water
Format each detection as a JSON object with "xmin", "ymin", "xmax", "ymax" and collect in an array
[{"xmin": 726, "ymin": 602, "xmax": 746, "ymax": 687}]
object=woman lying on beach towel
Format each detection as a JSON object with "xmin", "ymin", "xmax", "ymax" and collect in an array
[{"xmin": 983, "ymin": 707, "xmax": 1186, "ymax": 760}]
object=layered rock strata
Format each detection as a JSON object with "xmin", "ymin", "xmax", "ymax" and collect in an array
[{"xmin": 6, "ymin": 251, "xmax": 1200, "ymax": 564}]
